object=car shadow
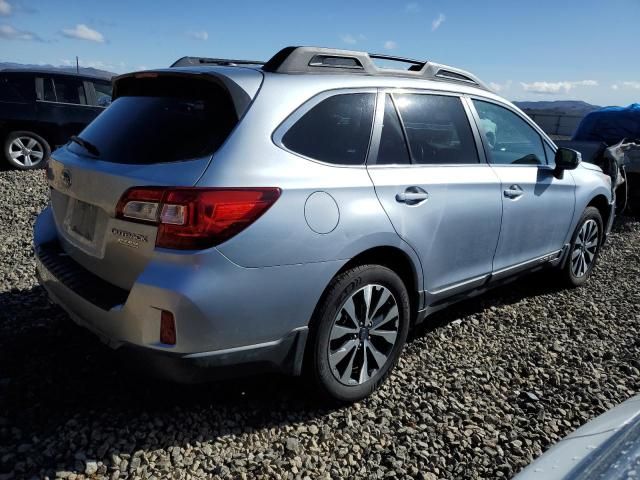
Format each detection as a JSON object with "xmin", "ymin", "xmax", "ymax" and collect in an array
[
  {"xmin": 412, "ymin": 270, "xmax": 563, "ymax": 339},
  {"xmin": 0, "ymin": 286, "xmax": 338, "ymax": 477},
  {"xmin": 0, "ymin": 216, "xmax": 634, "ymax": 476}
]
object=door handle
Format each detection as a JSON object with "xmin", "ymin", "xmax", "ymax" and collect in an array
[
  {"xmin": 504, "ymin": 185, "xmax": 524, "ymax": 199},
  {"xmin": 396, "ymin": 187, "xmax": 429, "ymax": 205}
]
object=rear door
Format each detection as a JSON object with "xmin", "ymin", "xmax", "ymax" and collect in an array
[
  {"xmin": 35, "ymin": 75, "xmax": 100, "ymax": 146},
  {"xmin": 468, "ymin": 98, "xmax": 575, "ymax": 276},
  {"xmin": 367, "ymin": 91, "xmax": 502, "ymax": 302},
  {"xmin": 0, "ymin": 72, "xmax": 38, "ymax": 127},
  {"xmin": 46, "ymin": 71, "xmax": 262, "ymax": 289}
]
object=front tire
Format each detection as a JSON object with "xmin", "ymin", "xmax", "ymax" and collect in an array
[
  {"xmin": 4, "ymin": 131, "xmax": 50, "ymax": 170},
  {"xmin": 307, "ymin": 265, "xmax": 410, "ymax": 403},
  {"xmin": 562, "ymin": 207, "xmax": 603, "ymax": 287}
]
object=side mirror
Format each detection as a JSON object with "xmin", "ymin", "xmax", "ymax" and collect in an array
[{"xmin": 554, "ymin": 147, "xmax": 581, "ymax": 179}]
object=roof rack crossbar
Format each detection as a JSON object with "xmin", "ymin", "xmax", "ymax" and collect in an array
[
  {"xmin": 171, "ymin": 56, "xmax": 265, "ymax": 68},
  {"xmin": 368, "ymin": 53, "xmax": 425, "ymax": 66},
  {"xmin": 261, "ymin": 46, "xmax": 490, "ymax": 91}
]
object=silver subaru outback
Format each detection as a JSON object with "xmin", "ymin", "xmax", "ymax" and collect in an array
[{"xmin": 34, "ymin": 46, "xmax": 615, "ymax": 402}]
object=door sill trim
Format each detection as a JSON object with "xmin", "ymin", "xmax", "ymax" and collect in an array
[{"xmin": 492, "ymin": 250, "xmax": 562, "ymax": 280}]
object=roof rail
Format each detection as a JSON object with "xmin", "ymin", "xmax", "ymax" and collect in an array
[
  {"xmin": 262, "ymin": 46, "xmax": 489, "ymax": 90},
  {"xmin": 171, "ymin": 56, "xmax": 265, "ymax": 68}
]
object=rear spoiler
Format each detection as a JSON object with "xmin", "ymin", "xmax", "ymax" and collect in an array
[
  {"xmin": 171, "ymin": 56, "xmax": 265, "ymax": 68},
  {"xmin": 111, "ymin": 70, "xmax": 263, "ymax": 118}
]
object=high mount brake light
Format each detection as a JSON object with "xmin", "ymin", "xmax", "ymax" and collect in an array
[{"xmin": 116, "ymin": 187, "xmax": 281, "ymax": 249}]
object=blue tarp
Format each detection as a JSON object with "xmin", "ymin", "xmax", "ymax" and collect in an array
[{"xmin": 573, "ymin": 103, "xmax": 640, "ymax": 145}]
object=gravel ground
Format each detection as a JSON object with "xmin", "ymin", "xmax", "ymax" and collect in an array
[{"xmin": 1, "ymin": 169, "xmax": 639, "ymax": 480}]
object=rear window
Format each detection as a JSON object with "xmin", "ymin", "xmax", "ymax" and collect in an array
[
  {"xmin": 69, "ymin": 76, "xmax": 237, "ymax": 164},
  {"xmin": 282, "ymin": 93, "xmax": 375, "ymax": 165},
  {"xmin": 0, "ymin": 74, "xmax": 34, "ymax": 102}
]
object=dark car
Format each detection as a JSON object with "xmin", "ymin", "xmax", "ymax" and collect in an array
[
  {"xmin": 557, "ymin": 104, "xmax": 640, "ymax": 213},
  {"xmin": 0, "ymin": 69, "xmax": 112, "ymax": 170}
]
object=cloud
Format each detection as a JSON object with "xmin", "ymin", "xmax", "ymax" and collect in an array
[
  {"xmin": 489, "ymin": 80, "xmax": 512, "ymax": 93},
  {"xmin": 340, "ymin": 33, "xmax": 357, "ymax": 45},
  {"xmin": 62, "ymin": 24, "xmax": 105, "ymax": 43},
  {"xmin": 187, "ymin": 30, "xmax": 208, "ymax": 41},
  {"xmin": 405, "ymin": 2, "xmax": 420, "ymax": 13},
  {"xmin": 0, "ymin": 23, "xmax": 39, "ymax": 40},
  {"xmin": 622, "ymin": 81, "xmax": 640, "ymax": 89},
  {"xmin": 520, "ymin": 80, "xmax": 599, "ymax": 94},
  {"xmin": 0, "ymin": 0, "xmax": 11, "ymax": 16},
  {"xmin": 384, "ymin": 40, "xmax": 397, "ymax": 50},
  {"xmin": 432, "ymin": 13, "xmax": 446, "ymax": 31}
]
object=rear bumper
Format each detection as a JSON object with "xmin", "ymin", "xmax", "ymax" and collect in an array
[
  {"xmin": 35, "ymin": 250, "xmax": 309, "ymax": 380},
  {"xmin": 34, "ymin": 206, "xmax": 341, "ymax": 380},
  {"xmin": 117, "ymin": 328, "xmax": 308, "ymax": 383}
]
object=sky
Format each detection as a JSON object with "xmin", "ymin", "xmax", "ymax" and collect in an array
[{"xmin": 1, "ymin": 0, "xmax": 639, "ymax": 106}]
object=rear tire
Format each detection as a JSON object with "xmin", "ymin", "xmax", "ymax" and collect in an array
[
  {"xmin": 4, "ymin": 131, "xmax": 50, "ymax": 170},
  {"xmin": 561, "ymin": 207, "xmax": 603, "ymax": 287},
  {"xmin": 307, "ymin": 265, "xmax": 410, "ymax": 403}
]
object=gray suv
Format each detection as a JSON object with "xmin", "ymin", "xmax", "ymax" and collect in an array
[{"xmin": 34, "ymin": 47, "xmax": 615, "ymax": 402}]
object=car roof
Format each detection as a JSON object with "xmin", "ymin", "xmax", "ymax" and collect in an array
[
  {"xmin": 0, "ymin": 68, "xmax": 112, "ymax": 82},
  {"xmin": 152, "ymin": 63, "xmax": 502, "ymax": 102}
]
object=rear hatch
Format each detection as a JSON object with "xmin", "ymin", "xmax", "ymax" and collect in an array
[{"xmin": 46, "ymin": 68, "xmax": 263, "ymax": 290}]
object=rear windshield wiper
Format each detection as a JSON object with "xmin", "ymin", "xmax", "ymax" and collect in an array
[{"xmin": 69, "ymin": 135, "xmax": 100, "ymax": 157}]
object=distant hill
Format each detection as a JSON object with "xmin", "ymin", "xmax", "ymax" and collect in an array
[
  {"xmin": 0, "ymin": 62, "xmax": 116, "ymax": 79},
  {"xmin": 514, "ymin": 100, "xmax": 600, "ymax": 115}
]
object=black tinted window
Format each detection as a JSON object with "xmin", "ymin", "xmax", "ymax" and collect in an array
[
  {"xmin": 376, "ymin": 95, "xmax": 411, "ymax": 165},
  {"xmin": 93, "ymin": 81, "xmax": 112, "ymax": 107},
  {"xmin": 473, "ymin": 100, "xmax": 546, "ymax": 165},
  {"xmin": 0, "ymin": 75, "xmax": 33, "ymax": 102},
  {"xmin": 39, "ymin": 77, "xmax": 56, "ymax": 102},
  {"xmin": 282, "ymin": 93, "xmax": 375, "ymax": 165},
  {"xmin": 394, "ymin": 94, "xmax": 479, "ymax": 164},
  {"xmin": 69, "ymin": 77, "xmax": 237, "ymax": 164},
  {"xmin": 53, "ymin": 77, "xmax": 87, "ymax": 105}
]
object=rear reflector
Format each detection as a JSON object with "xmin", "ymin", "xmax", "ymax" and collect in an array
[
  {"xmin": 116, "ymin": 187, "xmax": 281, "ymax": 249},
  {"xmin": 160, "ymin": 310, "xmax": 176, "ymax": 345}
]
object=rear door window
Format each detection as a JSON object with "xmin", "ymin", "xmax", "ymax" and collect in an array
[
  {"xmin": 394, "ymin": 93, "xmax": 479, "ymax": 165},
  {"xmin": 53, "ymin": 77, "xmax": 87, "ymax": 105},
  {"xmin": 68, "ymin": 75, "xmax": 238, "ymax": 164},
  {"xmin": 375, "ymin": 94, "xmax": 411, "ymax": 165},
  {"xmin": 282, "ymin": 92, "xmax": 375, "ymax": 165},
  {"xmin": 36, "ymin": 77, "xmax": 56, "ymax": 102}
]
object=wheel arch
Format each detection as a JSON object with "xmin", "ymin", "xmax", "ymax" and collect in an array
[
  {"xmin": 330, "ymin": 245, "xmax": 422, "ymax": 326},
  {"xmin": 587, "ymin": 193, "xmax": 612, "ymax": 232}
]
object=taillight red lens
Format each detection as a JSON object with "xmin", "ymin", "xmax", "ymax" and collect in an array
[
  {"xmin": 116, "ymin": 187, "xmax": 281, "ymax": 250},
  {"xmin": 160, "ymin": 310, "xmax": 176, "ymax": 345}
]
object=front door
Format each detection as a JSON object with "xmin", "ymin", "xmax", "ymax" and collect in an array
[
  {"xmin": 469, "ymin": 98, "xmax": 575, "ymax": 275},
  {"xmin": 367, "ymin": 92, "xmax": 502, "ymax": 300}
]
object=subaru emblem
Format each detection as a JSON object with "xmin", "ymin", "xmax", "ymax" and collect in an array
[{"xmin": 61, "ymin": 169, "xmax": 72, "ymax": 188}]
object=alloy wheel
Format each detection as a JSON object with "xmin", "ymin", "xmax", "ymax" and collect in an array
[
  {"xmin": 8, "ymin": 136, "xmax": 45, "ymax": 168},
  {"xmin": 327, "ymin": 284, "xmax": 400, "ymax": 386},
  {"xmin": 571, "ymin": 219, "xmax": 599, "ymax": 278}
]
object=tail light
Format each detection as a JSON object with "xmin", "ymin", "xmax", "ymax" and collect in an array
[
  {"xmin": 160, "ymin": 310, "xmax": 176, "ymax": 345},
  {"xmin": 116, "ymin": 187, "xmax": 281, "ymax": 249}
]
